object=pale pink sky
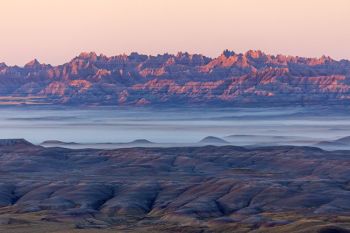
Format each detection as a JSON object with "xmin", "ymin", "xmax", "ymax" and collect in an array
[{"xmin": 0, "ymin": 0, "xmax": 349, "ymax": 65}]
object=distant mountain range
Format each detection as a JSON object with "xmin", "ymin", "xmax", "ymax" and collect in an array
[{"xmin": 1, "ymin": 50, "xmax": 350, "ymax": 106}]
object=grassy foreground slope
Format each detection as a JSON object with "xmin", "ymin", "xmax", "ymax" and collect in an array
[{"xmin": 0, "ymin": 140, "xmax": 349, "ymax": 232}]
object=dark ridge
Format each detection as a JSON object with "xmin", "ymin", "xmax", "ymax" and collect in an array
[
  {"xmin": 41, "ymin": 140, "xmax": 79, "ymax": 145},
  {"xmin": 318, "ymin": 226, "xmax": 350, "ymax": 233},
  {"xmin": 0, "ymin": 139, "xmax": 33, "ymax": 147},
  {"xmin": 334, "ymin": 136, "xmax": 350, "ymax": 144}
]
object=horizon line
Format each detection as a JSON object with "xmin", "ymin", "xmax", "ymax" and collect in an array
[{"xmin": 0, "ymin": 49, "xmax": 345, "ymax": 68}]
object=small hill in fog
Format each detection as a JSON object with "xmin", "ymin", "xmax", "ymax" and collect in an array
[
  {"xmin": 128, "ymin": 139, "xmax": 154, "ymax": 144},
  {"xmin": 199, "ymin": 136, "xmax": 228, "ymax": 144}
]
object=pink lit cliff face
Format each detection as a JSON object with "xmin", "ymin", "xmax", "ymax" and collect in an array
[{"xmin": 0, "ymin": 0, "xmax": 349, "ymax": 65}]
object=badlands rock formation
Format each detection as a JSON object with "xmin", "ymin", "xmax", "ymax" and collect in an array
[{"xmin": 1, "ymin": 50, "xmax": 350, "ymax": 106}]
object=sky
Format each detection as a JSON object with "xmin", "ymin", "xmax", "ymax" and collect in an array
[{"xmin": 0, "ymin": 0, "xmax": 349, "ymax": 65}]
